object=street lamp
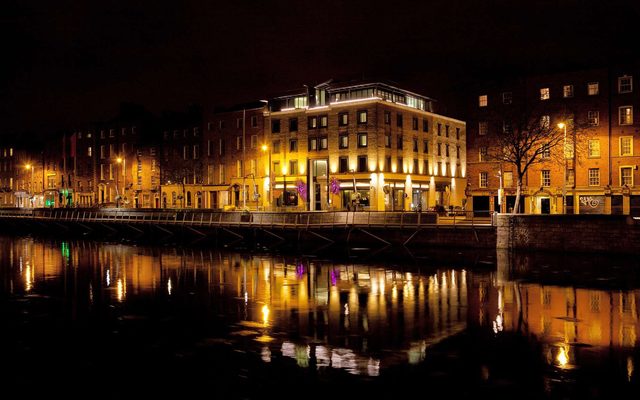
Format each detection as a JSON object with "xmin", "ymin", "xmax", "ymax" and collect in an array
[
  {"xmin": 261, "ymin": 144, "xmax": 272, "ymax": 210},
  {"xmin": 116, "ymin": 157, "xmax": 123, "ymax": 208},
  {"xmin": 557, "ymin": 122, "xmax": 567, "ymax": 213},
  {"xmin": 25, "ymin": 164, "xmax": 34, "ymax": 207}
]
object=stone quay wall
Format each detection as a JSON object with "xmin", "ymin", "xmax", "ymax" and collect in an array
[{"xmin": 496, "ymin": 214, "xmax": 640, "ymax": 254}]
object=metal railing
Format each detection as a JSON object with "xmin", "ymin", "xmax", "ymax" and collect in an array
[{"xmin": 0, "ymin": 208, "xmax": 496, "ymax": 228}]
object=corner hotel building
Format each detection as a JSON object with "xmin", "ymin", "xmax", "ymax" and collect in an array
[{"xmin": 206, "ymin": 80, "xmax": 466, "ymax": 211}]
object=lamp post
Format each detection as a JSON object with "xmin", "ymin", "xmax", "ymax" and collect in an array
[
  {"xmin": 116, "ymin": 157, "xmax": 123, "ymax": 207},
  {"xmin": 558, "ymin": 122, "xmax": 567, "ymax": 213},
  {"xmin": 261, "ymin": 144, "xmax": 272, "ymax": 210},
  {"xmin": 25, "ymin": 164, "xmax": 34, "ymax": 207}
]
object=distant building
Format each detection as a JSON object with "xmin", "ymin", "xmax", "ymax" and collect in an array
[{"xmin": 466, "ymin": 64, "xmax": 640, "ymax": 215}]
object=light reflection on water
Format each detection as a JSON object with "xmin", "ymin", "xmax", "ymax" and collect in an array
[{"xmin": 1, "ymin": 236, "xmax": 639, "ymax": 396}]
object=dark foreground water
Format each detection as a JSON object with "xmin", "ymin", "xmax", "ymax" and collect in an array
[{"xmin": 1, "ymin": 236, "xmax": 639, "ymax": 399}]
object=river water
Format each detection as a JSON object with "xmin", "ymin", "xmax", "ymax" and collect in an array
[{"xmin": 0, "ymin": 235, "xmax": 639, "ymax": 399}]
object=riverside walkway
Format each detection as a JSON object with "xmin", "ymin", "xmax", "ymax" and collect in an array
[{"xmin": 0, "ymin": 208, "xmax": 496, "ymax": 248}]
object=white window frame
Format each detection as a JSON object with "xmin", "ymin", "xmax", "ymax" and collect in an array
[
  {"xmin": 588, "ymin": 139, "xmax": 600, "ymax": 158},
  {"xmin": 588, "ymin": 168, "xmax": 600, "ymax": 186},
  {"xmin": 620, "ymin": 166, "xmax": 634, "ymax": 186},
  {"xmin": 541, "ymin": 170, "xmax": 551, "ymax": 187},
  {"xmin": 479, "ymin": 172, "xmax": 488, "ymax": 188},
  {"xmin": 478, "ymin": 121, "xmax": 488, "ymax": 136},
  {"xmin": 619, "ymin": 106, "xmax": 633, "ymax": 125},
  {"xmin": 618, "ymin": 75, "xmax": 633, "ymax": 93},
  {"xmin": 620, "ymin": 136, "xmax": 633, "ymax": 156},
  {"xmin": 479, "ymin": 147, "xmax": 487, "ymax": 162}
]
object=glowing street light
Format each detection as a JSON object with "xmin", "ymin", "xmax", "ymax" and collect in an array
[
  {"xmin": 25, "ymin": 164, "xmax": 34, "ymax": 207},
  {"xmin": 261, "ymin": 144, "xmax": 272, "ymax": 210},
  {"xmin": 557, "ymin": 122, "xmax": 567, "ymax": 213},
  {"xmin": 116, "ymin": 157, "xmax": 123, "ymax": 207}
]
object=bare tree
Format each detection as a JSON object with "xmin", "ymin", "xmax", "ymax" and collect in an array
[{"xmin": 484, "ymin": 103, "xmax": 593, "ymax": 214}]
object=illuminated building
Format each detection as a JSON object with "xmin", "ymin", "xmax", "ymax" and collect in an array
[
  {"xmin": 466, "ymin": 64, "xmax": 640, "ymax": 215},
  {"xmin": 206, "ymin": 80, "xmax": 467, "ymax": 211}
]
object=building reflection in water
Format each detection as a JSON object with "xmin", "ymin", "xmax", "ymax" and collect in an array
[
  {"xmin": 2, "ymin": 236, "xmax": 638, "ymax": 388},
  {"xmin": 0, "ymin": 236, "xmax": 468, "ymax": 376}
]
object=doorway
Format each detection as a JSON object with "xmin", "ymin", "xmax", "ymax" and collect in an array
[{"xmin": 540, "ymin": 197, "xmax": 550, "ymax": 214}]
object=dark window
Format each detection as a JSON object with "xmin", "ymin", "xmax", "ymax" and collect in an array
[
  {"xmin": 456, "ymin": 127, "xmax": 460, "ymax": 140},
  {"xmin": 423, "ymin": 140, "xmax": 429, "ymax": 153},
  {"xmin": 397, "ymin": 157, "xmax": 403, "ymax": 171},
  {"xmin": 272, "ymin": 119, "xmax": 281, "ymax": 133},
  {"xmin": 423, "ymin": 119, "xmax": 429, "ymax": 132},
  {"xmin": 251, "ymin": 116, "xmax": 258, "ymax": 127},
  {"xmin": 289, "ymin": 139, "xmax": 298, "ymax": 152},
  {"xmin": 339, "ymin": 157, "xmax": 349, "ymax": 173},
  {"xmin": 412, "ymin": 117, "xmax": 418, "ymax": 130},
  {"xmin": 272, "ymin": 140, "xmax": 280, "ymax": 153},
  {"xmin": 445, "ymin": 125, "xmax": 450, "ymax": 137},
  {"xmin": 445, "ymin": 144, "xmax": 450, "ymax": 157},
  {"xmin": 289, "ymin": 118, "xmax": 298, "ymax": 132},
  {"xmin": 413, "ymin": 138, "xmax": 418, "ymax": 152},
  {"xmin": 397, "ymin": 114, "xmax": 403, "ymax": 128},
  {"xmin": 397, "ymin": 135, "xmax": 403, "ymax": 150},
  {"xmin": 357, "ymin": 155, "xmax": 368, "ymax": 172},
  {"xmin": 437, "ymin": 123, "xmax": 442, "ymax": 136},
  {"xmin": 385, "ymin": 156, "xmax": 392, "ymax": 172},
  {"xmin": 413, "ymin": 159, "xmax": 419, "ymax": 173},
  {"xmin": 423, "ymin": 160, "xmax": 429, "ymax": 175}
]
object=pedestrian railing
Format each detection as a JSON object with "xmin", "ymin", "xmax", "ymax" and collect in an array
[{"xmin": 0, "ymin": 208, "xmax": 496, "ymax": 228}]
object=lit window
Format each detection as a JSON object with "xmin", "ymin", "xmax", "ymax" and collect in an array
[
  {"xmin": 339, "ymin": 134, "xmax": 349, "ymax": 149},
  {"xmin": 619, "ymin": 76, "xmax": 633, "ymax": 93},
  {"xmin": 478, "ymin": 95, "xmax": 488, "ymax": 107},
  {"xmin": 479, "ymin": 172, "xmax": 488, "ymax": 188},
  {"xmin": 319, "ymin": 137, "xmax": 328, "ymax": 150},
  {"xmin": 308, "ymin": 137, "xmax": 317, "ymax": 151},
  {"xmin": 308, "ymin": 116, "xmax": 318, "ymax": 129},
  {"xmin": 319, "ymin": 115, "xmax": 328, "ymax": 128},
  {"xmin": 588, "ymin": 111, "xmax": 599, "ymax": 126},
  {"xmin": 620, "ymin": 136, "xmax": 633, "ymax": 156},
  {"xmin": 541, "ymin": 170, "xmax": 551, "ymax": 187},
  {"xmin": 588, "ymin": 82, "xmax": 599, "ymax": 95},
  {"xmin": 619, "ymin": 106, "xmax": 633, "ymax": 125},
  {"xmin": 621, "ymin": 167, "xmax": 633, "ymax": 186},
  {"xmin": 384, "ymin": 111, "xmax": 391, "ymax": 124},
  {"xmin": 384, "ymin": 134, "xmax": 391, "ymax": 148},
  {"xmin": 588, "ymin": 139, "xmax": 600, "ymax": 158},
  {"xmin": 357, "ymin": 110, "xmax": 367, "ymax": 124},
  {"xmin": 563, "ymin": 85, "xmax": 574, "ymax": 98},
  {"xmin": 588, "ymin": 169, "xmax": 600, "ymax": 186},
  {"xmin": 478, "ymin": 121, "xmax": 488, "ymax": 136},
  {"xmin": 502, "ymin": 92, "xmax": 512, "ymax": 104},
  {"xmin": 289, "ymin": 118, "xmax": 298, "ymax": 132},
  {"xmin": 357, "ymin": 133, "xmax": 368, "ymax": 148},
  {"xmin": 339, "ymin": 113, "xmax": 348, "ymax": 126},
  {"xmin": 540, "ymin": 88, "xmax": 550, "ymax": 100}
]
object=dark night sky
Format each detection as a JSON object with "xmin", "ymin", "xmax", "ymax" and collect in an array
[{"xmin": 2, "ymin": 0, "xmax": 639, "ymax": 137}]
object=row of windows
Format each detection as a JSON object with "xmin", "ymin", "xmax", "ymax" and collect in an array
[
  {"xmin": 478, "ymin": 167, "xmax": 634, "ymax": 188},
  {"xmin": 477, "ymin": 137, "xmax": 636, "ymax": 162},
  {"xmin": 98, "ymin": 127, "xmax": 137, "ymax": 139},
  {"xmin": 478, "ymin": 76, "xmax": 634, "ymax": 107},
  {"xmin": 163, "ymin": 128, "xmax": 201, "ymax": 139},
  {"xmin": 477, "ymin": 106, "xmax": 634, "ymax": 137},
  {"xmin": 1, "ymin": 148, "xmax": 14, "ymax": 158},
  {"xmin": 271, "ymin": 112, "xmax": 458, "ymax": 135}
]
